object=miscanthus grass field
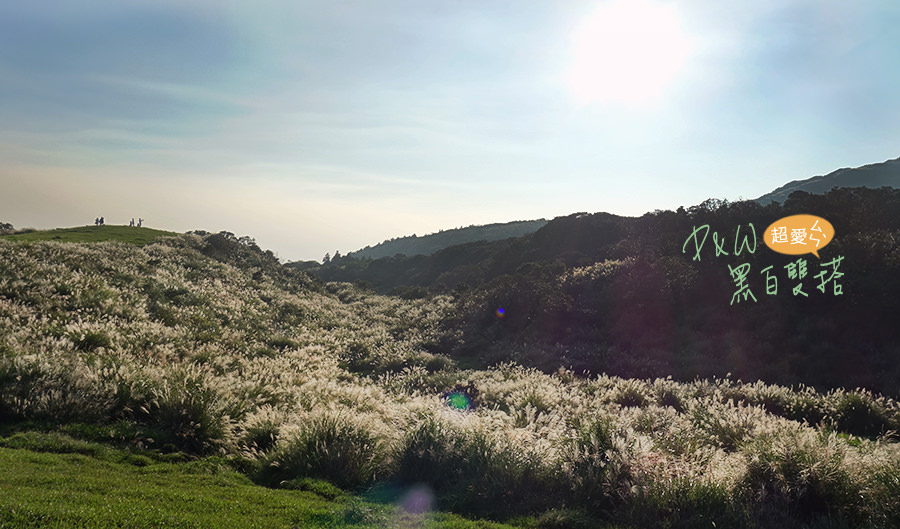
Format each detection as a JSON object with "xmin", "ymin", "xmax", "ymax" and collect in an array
[{"xmin": 1, "ymin": 232, "xmax": 899, "ymax": 528}]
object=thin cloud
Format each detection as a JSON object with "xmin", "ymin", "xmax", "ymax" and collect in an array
[{"xmin": 86, "ymin": 75, "xmax": 259, "ymax": 110}]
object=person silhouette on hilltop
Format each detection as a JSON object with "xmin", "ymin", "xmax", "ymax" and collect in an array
[
  {"xmin": 130, "ymin": 218, "xmax": 135, "ymax": 227},
  {"xmin": 100, "ymin": 217, "xmax": 104, "ymax": 226},
  {"xmin": 137, "ymin": 218, "xmax": 143, "ymax": 227},
  {"xmin": 94, "ymin": 218, "xmax": 99, "ymax": 226}
]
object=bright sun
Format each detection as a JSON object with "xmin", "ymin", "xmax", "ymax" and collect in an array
[{"xmin": 566, "ymin": 0, "xmax": 693, "ymax": 106}]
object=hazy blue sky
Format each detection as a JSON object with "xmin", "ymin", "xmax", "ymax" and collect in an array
[{"xmin": 2, "ymin": 0, "xmax": 898, "ymax": 261}]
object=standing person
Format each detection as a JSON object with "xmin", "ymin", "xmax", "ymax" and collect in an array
[
  {"xmin": 94, "ymin": 218, "xmax": 99, "ymax": 226},
  {"xmin": 100, "ymin": 217, "xmax": 104, "ymax": 226},
  {"xmin": 137, "ymin": 218, "xmax": 143, "ymax": 227},
  {"xmin": 130, "ymin": 218, "xmax": 135, "ymax": 227}
]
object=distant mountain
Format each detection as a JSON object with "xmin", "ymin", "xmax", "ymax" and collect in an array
[
  {"xmin": 756, "ymin": 156, "xmax": 900, "ymax": 204},
  {"xmin": 347, "ymin": 219, "xmax": 547, "ymax": 260}
]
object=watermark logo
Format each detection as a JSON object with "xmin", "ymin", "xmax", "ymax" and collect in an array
[
  {"xmin": 763, "ymin": 214, "xmax": 834, "ymax": 258},
  {"xmin": 683, "ymin": 215, "xmax": 843, "ymax": 305}
]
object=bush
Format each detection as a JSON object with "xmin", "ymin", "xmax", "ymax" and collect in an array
[
  {"xmin": 259, "ymin": 414, "xmax": 385, "ymax": 490},
  {"xmin": 562, "ymin": 418, "xmax": 633, "ymax": 513},
  {"xmin": 613, "ymin": 380, "xmax": 649, "ymax": 408},
  {"xmin": 829, "ymin": 390, "xmax": 895, "ymax": 438},
  {"xmin": 135, "ymin": 368, "xmax": 231, "ymax": 453},
  {"xmin": 339, "ymin": 341, "xmax": 377, "ymax": 375},
  {"xmin": 739, "ymin": 431, "xmax": 859, "ymax": 525},
  {"xmin": 394, "ymin": 414, "xmax": 556, "ymax": 517},
  {"xmin": 623, "ymin": 477, "xmax": 745, "ymax": 529},
  {"xmin": 655, "ymin": 387, "xmax": 684, "ymax": 412},
  {"xmin": 0, "ymin": 355, "xmax": 119, "ymax": 423},
  {"xmin": 238, "ymin": 408, "xmax": 282, "ymax": 453},
  {"xmin": 394, "ymin": 415, "xmax": 455, "ymax": 486},
  {"xmin": 72, "ymin": 330, "xmax": 112, "ymax": 352},
  {"xmin": 690, "ymin": 401, "xmax": 756, "ymax": 452},
  {"xmin": 867, "ymin": 465, "xmax": 900, "ymax": 526}
]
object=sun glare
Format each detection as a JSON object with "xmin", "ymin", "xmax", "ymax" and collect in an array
[{"xmin": 566, "ymin": 0, "xmax": 693, "ymax": 106}]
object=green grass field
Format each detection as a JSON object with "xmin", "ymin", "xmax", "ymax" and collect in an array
[
  {"xmin": 0, "ymin": 225, "xmax": 178, "ymax": 246},
  {"xmin": 3, "ymin": 233, "xmax": 898, "ymax": 528},
  {"xmin": 0, "ymin": 432, "xmax": 522, "ymax": 529}
]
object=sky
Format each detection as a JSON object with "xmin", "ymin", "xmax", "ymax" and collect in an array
[{"xmin": 2, "ymin": 0, "xmax": 899, "ymax": 262}]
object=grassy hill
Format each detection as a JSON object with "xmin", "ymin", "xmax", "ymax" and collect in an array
[
  {"xmin": 0, "ymin": 225, "xmax": 178, "ymax": 245},
  {"xmin": 1, "ymin": 232, "xmax": 899, "ymax": 527}
]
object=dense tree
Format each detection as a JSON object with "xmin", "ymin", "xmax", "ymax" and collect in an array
[{"xmin": 316, "ymin": 187, "xmax": 900, "ymax": 395}]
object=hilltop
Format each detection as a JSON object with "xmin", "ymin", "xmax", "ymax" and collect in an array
[
  {"xmin": 0, "ymin": 224, "xmax": 178, "ymax": 245},
  {"xmin": 1, "ymin": 229, "xmax": 900, "ymax": 527}
]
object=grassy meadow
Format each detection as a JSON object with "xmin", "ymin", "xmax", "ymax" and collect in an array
[
  {"xmin": 0, "ymin": 431, "xmax": 524, "ymax": 529},
  {"xmin": 1, "ymin": 231, "xmax": 899, "ymax": 528},
  {"xmin": 0, "ymin": 225, "xmax": 177, "ymax": 246}
]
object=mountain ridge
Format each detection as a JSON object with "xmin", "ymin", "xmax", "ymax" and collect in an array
[
  {"xmin": 346, "ymin": 219, "xmax": 548, "ymax": 260},
  {"xmin": 756, "ymin": 156, "xmax": 900, "ymax": 204}
]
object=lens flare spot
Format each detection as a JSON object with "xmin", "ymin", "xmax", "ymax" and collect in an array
[
  {"xmin": 446, "ymin": 392, "xmax": 471, "ymax": 411},
  {"xmin": 495, "ymin": 307, "xmax": 506, "ymax": 318},
  {"xmin": 399, "ymin": 484, "xmax": 434, "ymax": 515}
]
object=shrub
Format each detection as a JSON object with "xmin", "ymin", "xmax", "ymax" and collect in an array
[
  {"xmin": 394, "ymin": 414, "xmax": 556, "ymax": 517},
  {"xmin": 72, "ymin": 330, "xmax": 112, "ymax": 352},
  {"xmin": 613, "ymin": 380, "xmax": 649, "ymax": 408},
  {"xmin": 237, "ymin": 407, "xmax": 286, "ymax": 454},
  {"xmin": 782, "ymin": 387, "xmax": 827, "ymax": 426},
  {"xmin": 562, "ymin": 418, "xmax": 633, "ymax": 513},
  {"xmin": 739, "ymin": 431, "xmax": 858, "ymax": 524},
  {"xmin": 655, "ymin": 386, "xmax": 684, "ymax": 412},
  {"xmin": 339, "ymin": 341, "xmax": 377, "ymax": 375},
  {"xmin": 135, "ymin": 368, "xmax": 231, "ymax": 453},
  {"xmin": 829, "ymin": 390, "xmax": 895, "ymax": 438},
  {"xmin": 867, "ymin": 464, "xmax": 900, "ymax": 526},
  {"xmin": 424, "ymin": 354, "xmax": 453, "ymax": 373},
  {"xmin": 623, "ymin": 477, "xmax": 745, "ymax": 529},
  {"xmin": 267, "ymin": 336, "xmax": 297, "ymax": 351},
  {"xmin": 394, "ymin": 415, "xmax": 455, "ymax": 486},
  {"xmin": 690, "ymin": 401, "xmax": 756, "ymax": 452},
  {"xmin": 240, "ymin": 419, "xmax": 280, "ymax": 453},
  {"xmin": 259, "ymin": 413, "xmax": 385, "ymax": 490},
  {"xmin": 0, "ymin": 354, "xmax": 119, "ymax": 423}
]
